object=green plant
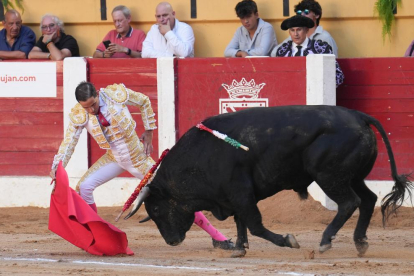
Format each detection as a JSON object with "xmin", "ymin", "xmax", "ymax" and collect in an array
[
  {"xmin": 2, "ymin": 0, "xmax": 24, "ymax": 13},
  {"xmin": 374, "ymin": 0, "xmax": 401, "ymax": 41}
]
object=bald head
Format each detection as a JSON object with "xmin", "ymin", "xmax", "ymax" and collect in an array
[
  {"xmin": 155, "ymin": 2, "xmax": 175, "ymax": 29},
  {"xmin": 3, "ymin": 9, "xmax": 22, "ymax": 39},
  {"xmin": 156, "ymin": 2, "xmax": 173, "ymax": 13},
  {"xmin": 4, "ymin": 9, "xmax": 21, "ymax": 19}
]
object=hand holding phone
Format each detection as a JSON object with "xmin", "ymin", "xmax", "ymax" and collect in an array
[{"xmin": 103, "ymin": 40, "xmax": 111, "ymax": 49}]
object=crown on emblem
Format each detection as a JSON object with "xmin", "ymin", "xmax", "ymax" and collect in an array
[{"xmin": 222, "ymin": 78, "xmax": 266, "ymax": 99}]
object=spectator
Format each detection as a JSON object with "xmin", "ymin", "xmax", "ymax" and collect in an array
[
  {"xmin": 224, "ymin": 0, "xmax": 277, "ymax": 57},
  {"xmin": 93, "ymin": 5, "xmax": 145, "ymax": 58},
  {"xmin": 29, "ymin": 14, "xmax": 79, "ymax": 60},
  {"xmin": 0, "ymin": 9, "xmax": 35, "ymax": 59},
  {"xmin": 142, "ymin": 2, "xmax": 194, "ymax": 58},
  {"xmin": 271, "ymin": 15, "xmax": 344, "ymax": 87},
  {"xmin": 280, "ymin": 0, "xmax": 338, "ymax": 57},
  {"xmin": 404, "ymin": 39, "xmax": 414, "ymax": 57}
]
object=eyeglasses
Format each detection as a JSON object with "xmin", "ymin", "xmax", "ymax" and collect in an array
[
  {"xmin": 296, "ymin": 9, "xmax": 310, "ymax": 15},
  {"xmin": 41, "ymin": 23, "xmax": 56, "ymax": 30}
]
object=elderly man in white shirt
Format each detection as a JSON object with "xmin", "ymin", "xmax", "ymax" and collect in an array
[{"xmin": 142, "ymin": 2, "xmax": 194, "ymax": 58}]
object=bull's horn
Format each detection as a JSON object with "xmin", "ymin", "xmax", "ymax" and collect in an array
[
  {"xmin": 124, "ymin": 186, "xmax": 150, "ymax": 220},
  {"xmin": 139, "ymin": 216, "xmax": 152, "ymax": 223}
]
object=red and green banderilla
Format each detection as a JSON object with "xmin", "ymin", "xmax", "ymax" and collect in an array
[{"xmin": 196, "ymin": 123, "xmax": 249, "ymax": 151}]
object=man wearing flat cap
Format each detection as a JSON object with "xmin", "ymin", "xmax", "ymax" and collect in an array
[{"xmin": 271, "ymin": 15, "xmax": 344, "ymax": 87}]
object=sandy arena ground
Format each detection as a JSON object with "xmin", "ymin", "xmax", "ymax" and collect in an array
[{"xmin": 1, "ymin": 190, "xmax": 414, "ymax": 276}]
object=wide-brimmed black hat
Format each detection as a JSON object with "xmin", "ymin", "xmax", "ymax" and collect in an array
[{"xmin": 281, "ymin": 15, "xmax": 315, "ymax": 30}]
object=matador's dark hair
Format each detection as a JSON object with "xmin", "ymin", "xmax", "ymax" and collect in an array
[
  {"xmin": 235, "ymin": 0, "xmax": 258, "ymax": 19},
  {"xmin": 75, "ymin": 81, "xmax": 97, "ymax": 102}
]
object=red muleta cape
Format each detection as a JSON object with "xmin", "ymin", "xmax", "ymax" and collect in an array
[{"xmin": 48, "ymin": 162, "xmax": 134, "ymax": 256}]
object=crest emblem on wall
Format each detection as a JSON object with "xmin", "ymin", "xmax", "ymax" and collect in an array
[{"xmin": 220, "ymin": 78, "xmax": 268, "ymax": 114}]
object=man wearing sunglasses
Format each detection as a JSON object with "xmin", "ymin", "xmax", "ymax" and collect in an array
[
  {"xmin": 0, "ymin": 9, "xmax": 35, "ymax": 60},
  {"xmin": 29, "ymin": 14, "xmax": 79, "ymax": 60},
  {"xmin": 224, "ymin": 0, "xmax": 277, "ymax": 57},
  {"xmin": 279, "ymin": 0, "xmax": 338, "ymax": 58}
]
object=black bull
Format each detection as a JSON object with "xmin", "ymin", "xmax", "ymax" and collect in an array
[{"xmin": 131, "ymin": 105, "xmax": 413, "ymax": 257}]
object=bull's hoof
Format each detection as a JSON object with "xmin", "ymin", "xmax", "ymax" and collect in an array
[
  {"xmin": 285, "ymin": 234, "xmax": 300, "ymax": 249},
  {"xmin": 355, "ymin": 238, "xmax": 369, "ymax": 257},
  {"xmin": 231, "ymin": 249, "xmax": 246, "ymax": 258},
  {"xmin": 243, "ymin": 242, "xmax": 250, "ymax": 249},
  {"xmin": 319, "ymin": 243, "xmax": 332, "ymax": 253}
]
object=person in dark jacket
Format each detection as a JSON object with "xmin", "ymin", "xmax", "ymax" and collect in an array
[{"xmin": 29, "ymin": 14, "xmax": 79, "ymax": 60}]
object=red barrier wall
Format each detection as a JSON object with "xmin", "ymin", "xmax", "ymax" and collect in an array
[
  {"xmin": 87, "ymin": 58, "xmax": 158, "ymax": 177},
  {"xmin": 0, "ymin": 61, "xmax": 63, "ymax": 176},
  {"xmin": 2, "ymin": 57, "xmax": 412, "ymax": 182},
  {"xmin": 176, "ymin": 57, "xmax": 307, "ymax": 136},
  {"xmin": 337, "ymin": 58, "xmax": 414, "ymax": 180}
]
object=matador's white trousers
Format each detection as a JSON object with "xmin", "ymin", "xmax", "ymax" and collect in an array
[{"xmin": 76, "ymin": 138, "xmax": 155, "ymax": 204}]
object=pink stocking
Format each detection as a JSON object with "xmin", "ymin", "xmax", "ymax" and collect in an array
[
  {"xmin": 193, "ymin": 211, "xmax": 227, "ymax": 241},
  {"xmin": 89, "ymin": 203, "xmax": 97, "ymax": 213}
]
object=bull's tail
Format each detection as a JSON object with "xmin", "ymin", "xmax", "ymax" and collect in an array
[{"xmin": 364, "ymin": 113, "xmax": 414, "ymax": 226}]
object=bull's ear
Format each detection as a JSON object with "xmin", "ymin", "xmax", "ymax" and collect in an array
[{"xmin": 124, "ymin": 186, "xmax": 150, "ymax": 220}]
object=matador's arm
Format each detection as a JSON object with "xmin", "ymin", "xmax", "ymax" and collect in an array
[
  {"xmin": 50, "ymin": 105, "xmax": 86, "ymax": 176},
  {"xmin": 125, "ymin": 87, "xmax": 157, "ymax": 130}
]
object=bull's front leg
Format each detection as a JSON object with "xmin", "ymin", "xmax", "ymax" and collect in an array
[
  {"xmin": 232, "ymin": 214, "xmax": 249, "ymax": 258},
  {"xmin": 226, "ymin": 170, "xmax": 300, "ymax": 254},
  {"xmin": 243, "ymin": 203, "xmax": 300, "ymax": 249}
]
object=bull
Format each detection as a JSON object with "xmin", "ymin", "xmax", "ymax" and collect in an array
[{"xmin": 129, "ymin": 105, "xmax": 413, "ymax": 257}]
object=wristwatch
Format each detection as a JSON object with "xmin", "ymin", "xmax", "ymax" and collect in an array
[{"xmin": 126, "ymin": 48, "xmax": 131, "ymax": 55}]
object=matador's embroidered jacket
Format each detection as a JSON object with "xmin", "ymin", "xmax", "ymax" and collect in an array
[{"xmin": 51, "ymin": 83, "xmax": 157, "ymax": 171}]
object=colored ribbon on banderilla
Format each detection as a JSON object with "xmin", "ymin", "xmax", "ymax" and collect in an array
[
  {"xmin": 196, "ymin": 123, "xmax": 249, "ymax": 151},
  {"xmin": 115, "ymin": 149, "xmax": 170, "ymax": 222}
]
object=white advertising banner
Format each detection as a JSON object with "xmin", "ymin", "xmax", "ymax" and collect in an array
[{"xmin": 0, "ymin": 62, "xmax": 57, "ymax": 97}]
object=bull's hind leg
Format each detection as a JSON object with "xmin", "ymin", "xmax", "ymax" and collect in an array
[
  {"xmin": 352, "ymin": 180, "xmax": 377, "ymax": 257},
  {"xmin": 318, "ymin": 185, "xmax": 361, "ymax": 253}
]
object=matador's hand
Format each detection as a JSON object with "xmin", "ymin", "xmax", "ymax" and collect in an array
[
  {"xmin": 141, "ymin": 130, "xmax": 154, "ymax": 156},
  {"xmin": 49, "ymin": 169, "xmax": 56, "ymax": 180}
]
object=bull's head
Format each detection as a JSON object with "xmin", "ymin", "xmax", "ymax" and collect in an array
[{"xmin": 127, "ymin": 185, "xmax": 195, "ymax": 246}]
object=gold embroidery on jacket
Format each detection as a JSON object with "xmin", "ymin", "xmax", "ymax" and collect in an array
[{"xmin": 69, "ymin": 104, "xmax": 88, "ymax": 126}]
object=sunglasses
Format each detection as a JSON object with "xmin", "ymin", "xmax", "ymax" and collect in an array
[{"xmin": 296, "ymin": 9, "xmax": 310, "ymax": 15}]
